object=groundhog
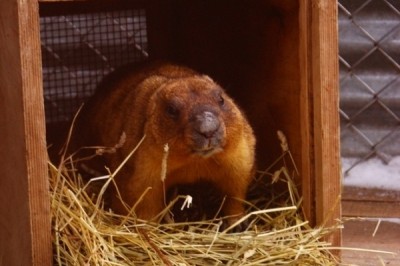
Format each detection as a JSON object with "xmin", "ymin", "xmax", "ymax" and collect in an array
[{"xmin": 70, "ymin": 62, "xmax": 256, "ymax": 228}]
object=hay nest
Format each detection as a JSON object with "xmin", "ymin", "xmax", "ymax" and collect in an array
[{"xmin": 50, "ymin": 131, "xmax": 340, "ymax": 265}]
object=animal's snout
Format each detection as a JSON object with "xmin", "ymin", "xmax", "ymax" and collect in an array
[
  {"xmin": 189, "ymin": 109, "xmax": 225, "ymax": 157},
  {"xmin": 193, "ymin": 111, "xmax": 220, "ymax": 138}
]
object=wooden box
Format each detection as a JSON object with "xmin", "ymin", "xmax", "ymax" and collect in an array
[{"xmin": 0, "ymin": 0, "xmax": 340, "ymax": 264}]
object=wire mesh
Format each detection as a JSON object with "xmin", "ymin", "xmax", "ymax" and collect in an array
[
  {"xmin": 40, "ymin": 8, "xmax": 148, "ymax": 124},
  {"xmin": 339, "ymin": 0, "xmax": 400, "ymax": 174}
]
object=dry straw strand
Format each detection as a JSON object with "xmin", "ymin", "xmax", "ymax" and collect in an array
[{"xmin": 50, "ymin": 131, "xmax": 345, "ymax": 265}]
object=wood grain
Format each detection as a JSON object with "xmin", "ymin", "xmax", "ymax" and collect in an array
[
  {"xmin": 308, "ymin": 0, "xmax": 342, "ymax": 247},
  {"xmin": 299, "ymin": 0, "xmax": 313, "ymax": 226},
  {"xmin": 343, "ymin": 200, "xmax": 400, "ymax": 218},
  {"xmin": 343, "ymin": 186, "xmax": 400, "ymax": 202},
  {"xmin": 343, "ymin": 186, "xmax": 400, "ymax": 217},
  {"xmin": 342, "ymin": 219, "xmax": 400, "ymax": 265},
  {"xmin": 0, "ymin": 0, "xmax": 52, "ymax": 265}
]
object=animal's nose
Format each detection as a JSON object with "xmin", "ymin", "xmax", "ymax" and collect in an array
[{"xmin": 194, "ymin": 111, "xmax": 220, "ymax": 138}]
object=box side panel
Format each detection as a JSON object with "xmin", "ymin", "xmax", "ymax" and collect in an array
[
  {"xmin": 309, "ymin": 0, "xmax": 342, "ymax": 247},
  {"xmin": 0, "ymin": 0, "xmax": 52, "ymax": 265}
]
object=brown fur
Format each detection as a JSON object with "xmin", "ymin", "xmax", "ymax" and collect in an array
[{"xmin": 70, "ymin": 62, "xmax": 256, "ymax": 226}]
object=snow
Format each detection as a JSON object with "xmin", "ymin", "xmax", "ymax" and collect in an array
[
  {"xmin": 356, "ymin": 217, "xmax": 400, "ymax": 226},
  {"xmin": 376, "ymin": 218, "xmax": 400, "ymax": 225},
  {"xmin": 342, "ymin": 156, "xmax": 400, "ymax": 191}
]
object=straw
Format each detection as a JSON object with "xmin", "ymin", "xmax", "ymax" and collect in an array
[{"xmin": 50, "ymin": 131, "xmax": 341, "ymax": 265}]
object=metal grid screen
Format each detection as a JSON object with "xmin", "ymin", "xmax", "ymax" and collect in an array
[
  {"xmin": 339, "ymin": 0, "xmax": 400, "ymax": 174},
  {"xmin": 40, "ymin": 8, "xmax": 148, "ymax": 124}
]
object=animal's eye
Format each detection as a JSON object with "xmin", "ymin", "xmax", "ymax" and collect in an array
[{"xmin": 166, "ymin": 103, "xmax": 180, "ymax": 119}]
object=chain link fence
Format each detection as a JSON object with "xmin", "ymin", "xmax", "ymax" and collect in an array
[{"xmin": 339, "ymin": 0, "xmax": 400, "ymax": 175}]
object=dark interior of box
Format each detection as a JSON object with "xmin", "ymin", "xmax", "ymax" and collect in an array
[{"xmin": 41, "ymin": 0, "xmax": 301, "ymax": 175}]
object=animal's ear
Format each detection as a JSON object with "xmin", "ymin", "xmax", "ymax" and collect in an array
[{"xmin": 202, "ymin": 75, "xmax": 214, "ymax": 83}]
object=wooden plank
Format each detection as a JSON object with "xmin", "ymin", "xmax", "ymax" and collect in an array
[
  {"xmin": 343, "ymin": 200, "xmax": 400, "ymax": 218},
  {"xmin": 343, "ymin": 186, "xmax": 400, "ymax": 202},
  {"xmin": 0, "ymin": 0, "xmax": 52, "ymax": 265},
  {"xmin": 308, "ymin": 0, "xmax": 342, "ymax": 247},
  {"xmin": 343, "ymin": 187, "xmax": 400, "ymax": 217},
  {"xmin": 299, "ymin": 0, "xmax": 313, "ymax": 227},
  {"xmin": 342, "ymin": 219, "xmax": 400, "ymax": 265},
  {"xmin": 342, "ymin": 183, "xmax": 400, "ymax": 221}
]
